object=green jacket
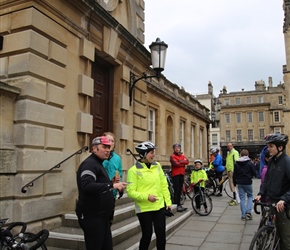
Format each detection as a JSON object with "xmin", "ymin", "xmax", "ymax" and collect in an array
[
  {"xmin": 190, "ymin": 169, "xmax": 208, "ymax": 188},
  {"xmin": 126, "ymin": 161, "xmax": 172, "ymax": 214},
  {"xmin": 226, "ymin": 149, "xmax": 239, "ymax": 172}
]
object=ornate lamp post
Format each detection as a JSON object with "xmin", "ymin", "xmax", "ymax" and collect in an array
[{"xmin": 129, "ymin": 38, "xmax": 168, "ymax": 105}]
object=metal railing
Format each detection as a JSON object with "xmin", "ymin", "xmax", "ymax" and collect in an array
[{"xmin": 21, "ymin": 146, "xmax": 88, "ymax": 193}]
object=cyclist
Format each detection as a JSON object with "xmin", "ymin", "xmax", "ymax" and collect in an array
[
  {"xmin": 170, "ymin": 143, "xmax": 189, "ymax": 212},
  {"xmin": 226, "ymin": 142, "xmax": 239, "ymax": 206},
  {"xmin": 211, "ymin": 147, "xmax": 225, "ymax": 196},
  {"xmin": 191, "ymin": 159, "xmax": 208, "ymax": 212},
  {"xmin": 255, "ymin": 133, "xmax": 290, "ymax": 250},
  {"xmin": 126, "ymin": 141, "xmax": 172, "ymax": 250}
]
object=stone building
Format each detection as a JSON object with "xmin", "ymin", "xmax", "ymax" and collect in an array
[
  {"xmin": 218, "ymin": 77, "xmax": 286, "ymax": 158},
  {"xmin": 0, "ymin": 0, "xmax": 210, "ymax": 229}
]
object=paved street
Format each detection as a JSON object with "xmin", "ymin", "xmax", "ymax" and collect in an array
[{"xmin": 164, "ymin": 178, "xmax": 261, "ymax": 250}]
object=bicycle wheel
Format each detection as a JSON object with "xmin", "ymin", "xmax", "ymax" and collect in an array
[
  {"xmin": 184, "ymin": 181, "xmax": 194, "ymax": 200},
  {"xmin": 205, "ymin": 178, "xmax": 217, "ymax": 196},
  {"xmin": 249, "ymin": 226, "xmax": 280, "ymax": 250},
  {"xmin": 180, "ymin": 191, "xmax": 185, "ymax": 205},
  {"xmin": 191, "ymin": 193, "xmax": 213, "ymax": 216},
  {"xmin": 223, "ymin": 179, "xmax": 234, "ymax": 199},
  {"xmin": 168, "ymin": 186, "xmax": 174, "ymax": 203}
]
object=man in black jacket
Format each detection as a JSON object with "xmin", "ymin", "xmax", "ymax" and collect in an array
[
  {"xmin": 76, "ymin": 136, "xmax": 127, "ymax": 250},
  {"xmin": 233, "ymin": 149, "xmax": 256, "ymax": 221},
  {"xmin": 255, "ymin": 133, "xmax": 290, "ymax": 250}
]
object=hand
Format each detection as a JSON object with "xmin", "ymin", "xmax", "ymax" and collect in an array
[
  {"xmin": 148, "ymin": 194, "xmax": 158, "ymax": 202},
  {"xmin": 113, "ymin": 182, "xmax": 128, "ymax": 192},
  {"xmin": 276, "ymin": 200, "xmax": 285, "ymax": 212},
  {"xmin": 191, "ymin": 183, "xmax": 195, "ymax": 187},
  {"xmin": 198, "ymin": 179, "xmax": 203, "ymax": 183},
  {"xmin": 254, "ymin": 195, "xmax": 261, "ymax": 202},
  {"xmin": 112, "ymin": 175, "xmax": 121, "ymax": 183}
]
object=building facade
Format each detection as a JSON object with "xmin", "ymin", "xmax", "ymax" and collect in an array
[
  {"xmin": 0, "ymin": 0, "xmax": 210, "ymax": 229},
  {"xmin": 218, "ymin": 78, "xmax": 286, "ymax": 158}
]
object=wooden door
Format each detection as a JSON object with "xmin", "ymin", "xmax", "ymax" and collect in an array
[{"xmin": 90, "ymin": 59, "xmax": 113, "ymax": 141}]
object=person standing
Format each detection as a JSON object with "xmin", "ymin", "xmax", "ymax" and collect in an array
[
  {"xmin": 226, "ymin": 142, "xmax": 239, "ymax": 206},
  {"xmin": 233, "ymin": 149, "xmax": 256, "ymax": 221},
  {"xmin": 126, "ymin": 142, "xmax": 172, "ymax": 250},
  {"xmin": 211, "ymin": 147, "xmax": 225, "ymax": 196},
  {"xmin": 255, "ymin": 133, "xmax": 290, "ymax": 250},
  {"xmin": 102, "ymin": 132, "xmax": 123, "ymax": 225},
  {"xmin": 170, "ymin": 143, "xmax": 189, "ymax": 212},
  {"xmin": 190, "ymin": 159, "xmax": 208, "ymax": 213},
  {"xmin": 75, "ymin": 136, "xmax": 127, "ymax": 250}
]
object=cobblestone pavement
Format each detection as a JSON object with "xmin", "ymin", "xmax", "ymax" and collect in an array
[{"xmin": 164, "ymin": 178, "xmax": 261, "ymax": 250}]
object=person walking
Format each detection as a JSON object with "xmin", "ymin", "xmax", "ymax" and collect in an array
[
  {"xmin": 170, "ymin": 143, "xmax": 189, "ymax": 212},
  {"xmin": 255, "ymin": 133, "xmax": 290, "ymax": 250},
  {"xmin": 102, "ymin": 132, "xmax": 123, "ymax": 225},
  {"xmin": 211, "ymin": 147, "xmax": 225, "ymax": 196},
  {"xmin": 233, "ymin": 149, "xmax": 256, "ymax": 220},
  {"xmin": 75, "ymin": 136, "xmax": 128, "ymax": 250},
  {"xmin": 126, "ymin": 141, "xmax": 172, "ymax": 250},
  {"xmin": 226, "ymin": 142, "xmax": 239, "ymax": 206}
]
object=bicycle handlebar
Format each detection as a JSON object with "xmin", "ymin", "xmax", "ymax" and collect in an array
[
  {"xmin": 253, "ymin": 200, "xmax": 290, "ymax": 219},
  {"xmin": 6, "ymin": 222, "xmax": 27, "ymax": 234},
  {"xmin": 23, "ymin": 229, "xmax": 49, "ymax": 250}
]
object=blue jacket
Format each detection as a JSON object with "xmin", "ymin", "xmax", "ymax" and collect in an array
[
  {"xmin": 259, "ymin": 146, "xmax": 268, "ymax": 174},
  {"xmin": 212, "ymin": 153, "xmax": 225, "ymax": 173}
]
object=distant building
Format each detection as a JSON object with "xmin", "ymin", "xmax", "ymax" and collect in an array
[{"xmin": 218, "ymin": 77, "xmax": 285, "ymax": 159}]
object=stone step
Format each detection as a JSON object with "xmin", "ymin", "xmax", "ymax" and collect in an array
[{"xmin": 46, "ymin": 208, "xmax": 192, "ymax": 250}]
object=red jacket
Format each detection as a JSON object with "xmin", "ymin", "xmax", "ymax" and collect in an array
[{"xmin": 170, "ymin": 153, "xmax": 189, "ymax": 177}]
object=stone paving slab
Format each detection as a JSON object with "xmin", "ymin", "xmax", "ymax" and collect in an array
[{"xmin": 163, "ymin": 178, "xmax": 262, "ymax": 250}]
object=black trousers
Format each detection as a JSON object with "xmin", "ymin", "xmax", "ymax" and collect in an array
[
  {"xmin": 78, "ymin": 216, "xmax": 112, "ymax": 250},
  {"xmin": 215, "ymin": 171, "xmax": 223, "ymax": 193},
  {"xmin": 136, "ymin": 208, "xmax": 166, "ymax": 250},
  {"xmin": 172, "ymin": 174, "xmax": 184, "ymax": 206}
]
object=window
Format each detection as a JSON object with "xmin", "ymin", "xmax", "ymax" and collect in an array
[
  {"xmin": 235, "ymin": 98, "xmax": 241, "ymax": 105},
  {"xmin": 148, "ymin": 108, "xmax": 155, "ymax": 143},
  {"xmin": 236, "ymin": 113, "xmax": 241, "ymax": 123},
  {"xmin": 224, "ymin": 99, "xmax": 230, "ymax": 106},
  {"xmin": 274, "ymin": 111, "xmax": 280, "ymax": 123},
  {"xmin": 278, "ymin": 96, "xmax": 283, "ymax": 105},
  {"xmin": 247, "ymin": 112, "xmax": 253, "ymax": 123},
  {"xmin": 237, "ymin": 130, "xmax": 242, "ymax": 142},
  {"xmin": 226, "ymin": 130, "xmax": 231, "ymax": 141},
  {"xmin": 274, "ymin": 128, "xmax": 281, "ymax": 133},
  {"xmin": 212, "ymin": 133, "xmax": 218, "ymax": 146},
  {"xmin": 258, "ymin": 111, "xmax": 264, "ymax": 122},
  {"xmin": 259, "ymin": 129, "xmax": 265, "ymax": 140},
  {"xmin": 191, "ymin": 125, "xmax": 195, "ymax": 158},
  {"xmin": 246, "ymin": 97, "xmax": 252, "ymax": 104},
  {"xmin": 199, "ymin": 128, "xmax": 203, "ymax": 158},
  {"xmin": 248, "ymin": 129, "xmax": 253, "ymax": 141},
  {"xmin": 180, "ymin": 121, "xmax": 185, "ymax": 150},
  {"xmin": 258, "ymin": 96, "xmax": 263, "ymax": 103},
  {"xmin": 225, "ymin": 114, "xmax": 230, "ymax": 124}
]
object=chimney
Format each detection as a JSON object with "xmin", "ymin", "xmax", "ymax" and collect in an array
[
  {"xmin": 268, "ymin": 76, "xmax": 273, "ymax": 88},
  {"xmin": 208, "ymin": 81, "xmax": 213, "ymax": 95}
]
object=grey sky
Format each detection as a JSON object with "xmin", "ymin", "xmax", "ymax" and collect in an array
[{"xmin": 144, "ymin": 0, "xmax": 285, "ymax": 96}]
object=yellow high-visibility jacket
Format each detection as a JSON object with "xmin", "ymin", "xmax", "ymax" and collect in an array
[
  {"xmin": 190, "ymin": 169, "xmax": 208, "ymax": 188},
  {"xmin": 126, "ymin": 161, "xmax": 172, "ymax": 214}
]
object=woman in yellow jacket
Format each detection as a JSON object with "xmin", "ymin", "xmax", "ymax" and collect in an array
[
  {"xmin": 191, "ymin": 159, "xmax": 208, "ymax": 212},
  {"xmin": 126, "ymin": 141, "xmax": 172, "ymax": 250}
]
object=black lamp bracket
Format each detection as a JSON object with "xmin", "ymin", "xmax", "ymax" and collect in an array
[{"xmin": 129, "ymin": 72, "xmax": 157, "ymax": 106}]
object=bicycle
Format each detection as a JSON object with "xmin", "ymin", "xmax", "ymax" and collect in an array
[
  {"xmin": 0, "ymin": 218, "xmax": 49, "ymax": 250},
  {"xmin": 182, "ymin": 166, "xmax": 194, "ymax": 200},
  {"xmin": 164, "ymin": 170, "xmax": 185, "ymax": 205},
  {"xmin": 191, "ymin": 181, "xmax": 213, "ymax": 216},
  {"xmin": 249, "ymin": 200, "xmax": 290, "ymax": 250}
]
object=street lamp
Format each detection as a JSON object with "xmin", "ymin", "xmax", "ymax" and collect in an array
[{"xmin": 129, "ymin": 38, "xmax": 168, "ymax": 105}]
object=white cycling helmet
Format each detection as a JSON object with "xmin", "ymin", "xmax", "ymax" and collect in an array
[
  {"xmin": 211, "ymin": 147, "xmax": 219, "ymax": 154},
  {"xmin": 194, "ymin": 159, "xmax": 203, "ymax": 165},
  {"xmin": 135, "ymin": 141, "xmax": 157, "ymax": 158}
]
